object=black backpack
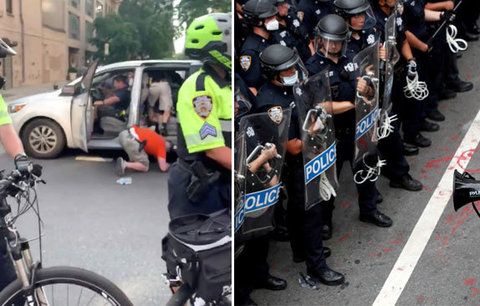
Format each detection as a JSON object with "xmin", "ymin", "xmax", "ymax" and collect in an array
[{"xmin": 162, "ymin": 209, "xmax": 231, "ymax": 304}]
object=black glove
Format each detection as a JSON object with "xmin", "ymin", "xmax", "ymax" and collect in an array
[
  {"xmin": 441, "ymin": 10, "xmax": 456, "ymax": 23},
  {"xmin": 406, "ymin": 59, "xmax": 417, "ymax": 78}
]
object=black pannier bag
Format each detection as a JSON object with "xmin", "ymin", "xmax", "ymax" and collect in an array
[{"xmin": 162, "ymin": 209, "xmax": 231, "ymax": 304}]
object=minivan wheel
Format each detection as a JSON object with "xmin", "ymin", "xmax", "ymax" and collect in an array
[{"xmin": 21, "ymin": 118, "xmax": 66, "ymax": 159}]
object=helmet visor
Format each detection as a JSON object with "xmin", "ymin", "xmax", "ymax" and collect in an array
[{"xmin": 315, "ymin": 36, "xmax": 348, "ymax": 58}]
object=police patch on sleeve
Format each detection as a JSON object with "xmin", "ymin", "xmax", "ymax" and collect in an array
[
  {"xmin": 199, "ymin": 122, "xmax": 217, "ymax": 140},
  {"xmin": 367, "ymin": 34, "xmax": 375, "ymax": 45},
  {"xmin": 267, "ymin": 106, "xmax": 283, "ymax": 124},
  {"xmin": 193, "ymin": 95, "xmax": 213, "ymax": 119},
  {"xmin": 240, "ymin": 55, "xmax": 252, "ymax": 71}
]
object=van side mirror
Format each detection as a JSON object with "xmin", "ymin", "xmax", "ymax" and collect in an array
[{"xmin": 60, "ymin": 85, "xmax": 75, "ymax": 96}]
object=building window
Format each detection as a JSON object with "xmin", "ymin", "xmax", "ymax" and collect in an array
[
  {"xmin": 86, "ymin": 21, "xmax": 94, "ymax": 43},
  {"xmin": 70, "ymin": 0, "xmax": 79, "ymax": 8},
  {"xmin": 69, "ymin": 12, "xmax": 80, "ymax": 40},
  {"xmin": 6, "ymin": 0, "xmax": 12, "ymax": 14},
  {"xmin": 85, "ymin": 0, "xmax": 94, "ymax": 17}
]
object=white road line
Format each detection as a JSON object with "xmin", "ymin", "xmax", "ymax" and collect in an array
[{"xmin": 373, "ymin": 109, "xmax": 480, "ymax": 306}]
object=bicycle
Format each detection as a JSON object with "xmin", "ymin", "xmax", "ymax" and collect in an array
[{"xmin": 0, "ymin": 167, "xmax": 133, "ymax": 306}]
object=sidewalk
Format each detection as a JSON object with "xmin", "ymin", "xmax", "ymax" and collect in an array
[{"xmin": 2, "ymin": 81, "xmax": 68, "ymax": 102}]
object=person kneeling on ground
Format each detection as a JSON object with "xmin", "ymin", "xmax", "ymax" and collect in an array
[{"xmin": 116, "ymin": 125, "xmax": 171, "ymax": 175}]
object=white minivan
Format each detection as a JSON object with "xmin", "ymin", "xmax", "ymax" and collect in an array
[{"xmin": 8, "ymin": 59, "xmax": 202, "ymax": 158}]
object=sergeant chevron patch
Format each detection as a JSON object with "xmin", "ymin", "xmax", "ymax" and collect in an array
[{"xmin": 199, "ymin": 122, "xmax": 217, "ymax": 139}]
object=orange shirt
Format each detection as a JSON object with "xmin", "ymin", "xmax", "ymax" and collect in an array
[{"xmin": 130, "ymin": 125, "xmax": 166, "ymax": 159}]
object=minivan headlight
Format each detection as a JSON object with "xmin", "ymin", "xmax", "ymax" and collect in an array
[{"xmin": 8, "ymin": 103, "xmax": 26, "ymax": 114}]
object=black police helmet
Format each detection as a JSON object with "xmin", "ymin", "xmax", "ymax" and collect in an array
[
  {"xmin": 315, "ymin": 14, "xmax": 350, "ymax": 41},
  {"xmin": 334, "ymin": 0, "xmax": 370, "ymax": 16},
  {"xmin": 260, "ymin": 44, "xmax": 299, "ymax": 78},
  {"xmin": 243, "ymin": 0, "xmax": 278, "ymax": 26}
]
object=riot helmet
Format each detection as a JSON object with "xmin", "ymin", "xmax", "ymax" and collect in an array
[
  {"xmin": 243, "ymin": 0, "xmax": 279, "ymax": 31},
  {"xmin": 185, "ymin": 13, "xmax": 232, "ymax": 71},
  {"xmin": 334, "ymin": 0, "xmax": 376, "ymax": 30},
  {"xmin": 314, "ymin": 14, "xmax": 350, "ymax": 57},
  {"xmin": 260, "ymin": 44, "xmax": 308, "ymax": 86}
]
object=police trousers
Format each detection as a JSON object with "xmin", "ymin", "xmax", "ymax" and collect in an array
[
  {"xmin": 283, "ymin": 153, "xmax": 328, "ymax": 272},
  {"xmin": 167, "ymin": 161, "xmax": 230, "ymax": 219}
]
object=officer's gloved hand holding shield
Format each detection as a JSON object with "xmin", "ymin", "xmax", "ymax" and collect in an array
[
  {"xmin": 237, "ymin": 108, "xmax": 291, "ymax": 242},
  {"xmin": 294, "ymin": 69, "xmax": 338, "ymax": 210},
  {"xmin": 377, "ymin": 11, "xmax": 400, "ymax": 140},
  {"xmin": 353, "ymin": 41, "xmax": 385, "ymax": 184}
]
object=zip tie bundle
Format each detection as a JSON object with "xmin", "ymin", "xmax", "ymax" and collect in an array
[
  {"xmin": 353, "ymin": 155, "xmax": 387, "ymax": 184},
  {"xmin": 319, "ymin": 172, "xmax": 336, "ymax": 201},
  {"xmin": 403, "ymin": 60, "xmax": 429, "ymax": 101},
  {"xmin": 446, "ymin": 24, "xmax": 468, "ymax": 53},
  {"xmin": 376, "ymin": 113, "xmax": 398, "ymax": 140}
]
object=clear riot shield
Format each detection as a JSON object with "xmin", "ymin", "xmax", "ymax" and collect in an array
[
  {"xmin": 354, "ymin": 41, "xmax": 383, "ymax": 183},
  {"xmin": 294, "ymin": 70, "xmax": 338, "ymax": 210},
  {"xmin": 377, "ymin": 11, "xmax": 401, "ymax": 139},
  {"xmin": 234, "ymin": 131, "xmax": 246, "ymax": 257},
  {"xmin": 237, "ymin": 108, "xmax": 291, "ymax": 242}
]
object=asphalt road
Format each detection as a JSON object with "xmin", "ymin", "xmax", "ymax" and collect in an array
[
  {"xmin": 0, "ymin": 149, "xmax": 172, "ymax": 305},
  {"xmin": 251, "ymin": 41, "xmax": 480, "ymax": 305}
]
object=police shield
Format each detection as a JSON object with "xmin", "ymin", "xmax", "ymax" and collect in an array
[
  {"xmin": 381, "ymin": 11, "xmax": 400, "ymax": 114},
  {"xmin": 234, "ymin": 132, "xmax": 247, "ymax": 257},
  {"xmin": 237, "ymin": 108, "xmax": 291, "ymax": 241},
  {"xmin": 353, "ymin": 42, "xmax": 381, "ymax": 176},
  {"xmin": 294, "ymin": 70, "xmax": 338, "ymax": 210}
]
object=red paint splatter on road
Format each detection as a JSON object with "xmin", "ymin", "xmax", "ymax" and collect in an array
[
  {"xmin": 470, "ymin": 287, "xmax": 480, "ymax": 298},
  {"xmin": 464, "ymin": 278, "xmax": 476, "ymax": 287},
  {"xmin": 382, "ymin": 247, "xmax": 393, "ymax": 253},
  {"xmin": 416, "ymin": 295, "xmax": 426, "ymax": 304},
  {"xmin": 338, "ymin": 232, "xmax": 351, "ymax": 243},
  {"xmin": 339, "ymin": 200, "xmax": 352, "ymax": 209},
  {"xmin": 423, "ymin": 156, "xmax": 453, "ymax": 171}
]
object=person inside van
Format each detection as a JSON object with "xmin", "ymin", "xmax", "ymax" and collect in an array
[{"xmin": 147, "ymin": 71, "xmax": 173, "ymax": 135}]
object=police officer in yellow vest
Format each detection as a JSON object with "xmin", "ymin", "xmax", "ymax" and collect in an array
[{"xmin": 168, "ymin": 13, "xmax": 232, "ymax": 219}]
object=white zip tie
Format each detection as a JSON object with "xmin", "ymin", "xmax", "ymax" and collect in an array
[
  {"xmin": 377, "ymin": 113, "xmax": 398, "ymax": 140},
  {"xmin": 446, "ymin": 24, "xmax": 468, "ymax": 53},
  {"xmin": 319, "ymin": 172, "xmax": 336, "ymax": 201},
  {"xmin": 354, "ymin": 155, "xmax": 387, "ymax": 184},
  {"xmin": 403, "ymin": 67, "xmax": 429, "ymax": 101}
]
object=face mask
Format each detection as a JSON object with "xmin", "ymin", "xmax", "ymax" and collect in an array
[
  {"xmin": 265, "ymin": 19, "xmax": 279, "ymax": 31},
  {"xmin": 128, "ymin": 78, "xmax": 133, "ymax": 86},
  {"xmin": 281, "ymin": 70, "xmax": 299, "ymax": 86}
]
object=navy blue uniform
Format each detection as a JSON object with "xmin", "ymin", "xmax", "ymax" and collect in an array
[
  {"xmin": 256, "ymin": 83, "xmax": 330, "ymax": 274},
  {"xmin": 239, "ymin": 33, "xmax": 272, "ymax": 90},
  {"xmin": 370, "ymin": 7, "xmax": 414, "ymax": 182},
  {"xmin": 306, "ymin": 51, "xmax": 379, "ymax": 222},
  {"xmin": 298, "ymin": 0, "xmax": 334, "ymax": 38},
  {"xmin": 347, "ymin": 27, "xmax": 380, "ymax": 55}
]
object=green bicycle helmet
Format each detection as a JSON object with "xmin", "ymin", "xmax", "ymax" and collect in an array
[{"xmin": 185, "ymin": 13, "xmax": 231, "ymax": 71}]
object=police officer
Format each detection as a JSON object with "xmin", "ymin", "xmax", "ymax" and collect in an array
[
  {"xmin": 167, "ymin": 13, "xmax": 232, "ymax": 219},
  {"xmin": 239, "ymin": 0, "xmax": 278, "ymax": 94},
  {"xmin": 306, "ymin": 14, "xmax": 393, "ymax": 238},
  {"xmin": 256, "ymin": 44, "xmax": 345, "ymax": 286},
  {"xmin": 369, "ymin": 0, "xmax": 424, "ymax": 191},
  {"xmin": 333, "ymin": 0, "xmax": 380, "ymax": 54},
  {"xmin": 0, "ymin": 38, "xmax": 40, "ymax": 303},
  {"xmin": 272, "ymin": 0, "xmax": 312, "ymax": 61},
  {"xmin": 298, "ymin": 0, "xmax": 335, "ymax": 39}
]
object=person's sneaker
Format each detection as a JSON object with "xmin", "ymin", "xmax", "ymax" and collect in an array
[
  {"xmin": 420, "ymin": 120, "xmax": 440, "ymax": 132},
  {"xmin": 115, "ymin": 157, "xmax": 126, "ymax": 176},
  {"xmin": 426, "ymin": 109, "xmax": 445, "ymax": 122},
  {"xmin": 390, "ymin": 174, "xmax": 423, "ymax": 191}
]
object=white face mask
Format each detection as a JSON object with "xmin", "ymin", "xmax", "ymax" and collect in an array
[
  {"xmin": 265, "ymin": 18, "xmax": 280, "ymax": 31},
  {"xmin": 281, "ymin": 70, "xmax": 299, "ymax": 86},
  {"xmin": 128, "ymin": 78, "xmax": 133, "ymax": 87}
]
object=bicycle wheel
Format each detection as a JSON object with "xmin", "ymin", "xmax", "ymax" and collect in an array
[{"xmin": 0, "ymin": 266, "xmax": 132, "ymax": 306}]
